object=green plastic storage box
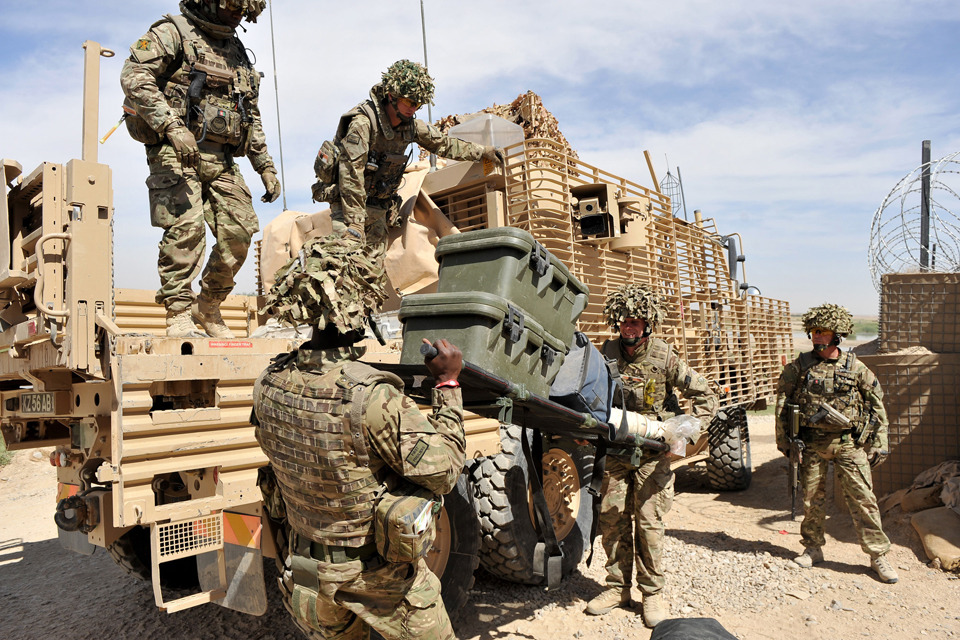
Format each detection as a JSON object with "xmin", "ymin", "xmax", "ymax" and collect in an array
[
  {"xmin": 434, "ymin": 227, "xmax": 589, "ymax": 347},
  {"xmin": 398, "ymin": 291, "xmax": 566, "ymax": 397}
]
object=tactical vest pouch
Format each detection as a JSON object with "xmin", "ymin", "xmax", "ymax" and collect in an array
[
  {"xmin": 374, "ymin": 480, "xmax": 441, "ymax": 564},
  {"xmin": 314, "ymin": 139, "xmax": 339, "ymax": 184},
  {"xmin": 122, "ymin": 97, "xmax": 162, "ymax": 145},
  {"xmin": 197, "ymin": 100, "xmax": 243, "ymax": 146}
]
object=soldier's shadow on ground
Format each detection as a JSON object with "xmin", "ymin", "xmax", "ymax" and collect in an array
[{"xmin": 457, "ymin": 566, "xmax": 616, "ymax": 640}]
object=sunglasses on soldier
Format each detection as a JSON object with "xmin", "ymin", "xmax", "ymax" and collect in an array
[{"xmin": 396, "ymin": 96, "xmax": 422, "ymax": 110}]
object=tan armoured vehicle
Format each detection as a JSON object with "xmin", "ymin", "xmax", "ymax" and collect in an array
[{"xmin": 0, "ymin": 42, "xmax": 792, "ymax": 621}]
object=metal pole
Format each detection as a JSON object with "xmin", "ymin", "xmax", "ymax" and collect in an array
[
  {"xmin": 420, "ymin": 0, "xmax": 437, "ymax": 172},
  {"xmin": 82, "ymin": 41, "xmax": 114, "ymax": 163},
  {"xmin": 676, "ymin": 165, "xmax": 688, "ymax": 221},
  {"xmin": 921, "ymin": 140, "xmax": 931, "ymax": 270},
  {"xmin": 268, "ymin": 0, "xmax": 288, "ymax": 209}
]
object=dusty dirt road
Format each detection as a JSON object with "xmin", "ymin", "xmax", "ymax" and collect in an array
[{"xmin": 1, "ymin": 415, "xmax": 958, "ymax": 639}]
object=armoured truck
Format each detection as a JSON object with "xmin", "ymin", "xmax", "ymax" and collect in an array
[{"xmin": 0, "ymin": 42, "xmax": 793, "ymax": 620}]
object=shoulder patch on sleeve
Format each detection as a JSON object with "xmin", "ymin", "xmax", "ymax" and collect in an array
[
  {"xmin": 406, "ymin": 438, "xmax": 429, "ymax": 467},
  {"xmin": 129, "ymin": 34, "xmax": 163, "ymax": 64}
]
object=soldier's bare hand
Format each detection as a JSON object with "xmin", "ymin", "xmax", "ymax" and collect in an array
[
  {"xmin": 423, "ymin": 338, "xmax": 462, "ymax": 384},
  {"xmin": 166, "ymin": 124, "xmax": 200, "ymax": 169},
  {"xmin": 260, "ymin": 169, "xmax": 281, "ymax": 203}
]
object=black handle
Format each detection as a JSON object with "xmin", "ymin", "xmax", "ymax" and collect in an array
[{"xmin": 420, "ymin": 343, "xmax": 439, "ymax": 359}]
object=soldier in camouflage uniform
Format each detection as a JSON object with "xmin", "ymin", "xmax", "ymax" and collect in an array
[
  {"xmin": 120, "ymin": 0, "xmax": 281, "ymax": 339},
  {"xmin": 253, "ymin": 235, "xmax": 465, "ymax": 639},
  {"xmin": 775, "ymin": 303, "xmax": 898, "ymax": 584},
  {"xmin": 586, "ymin": 284, "xmax": 719, "ymax": 628},
  {"xmin": 311, "ymin": 60, "xmax": 503, "ymax": 295}
]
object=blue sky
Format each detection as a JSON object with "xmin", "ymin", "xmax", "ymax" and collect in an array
[{"xmin": 3, "ymin": 1, "xmax": 960, "ymax": 315}]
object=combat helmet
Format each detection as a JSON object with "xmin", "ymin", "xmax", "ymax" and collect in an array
[
  {"xmin": 801, "ymin": 303, "xmax": 854, "ymax": 337},
  {"xmin": 604, "ymin": 283, "xmax": 666, "ymax": 332},
  {"xmin": 263, "ymin": 235, "xmax": 386, "ymax": 334},
  {"xmin": 380, "ymin": 59, "xmax": 435, "ymax": 107},
  {"xmin": 183, "ymin": 0, "xmax": 266, "ymax": 23}
]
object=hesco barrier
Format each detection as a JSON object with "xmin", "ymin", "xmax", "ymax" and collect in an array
[
  {"xmin": 858, "ymin": 353, "xmax": 960, "ymax": 496},
  {"xmin": 879, "ymin": 272, "xmax": 960, "ymax": 353}
]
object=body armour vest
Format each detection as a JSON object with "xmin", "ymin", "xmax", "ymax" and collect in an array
[
  {"xmin": 337, "ymin": 99, "xmax": 415, "ymax": 202},
  {"xmin": 791, "ymin": 351, "xmax": 864, "ymax": 432},
  {"xmin": 253, "ymin": 356, "xmax": 404, "ymax": 547},
  {"xmin": 602, "ymin": 337, "xmax": 681, "ymax": 418},
  {"xmin": 151, "ymin": 14, "xmax": 260, "ymax": 151}
]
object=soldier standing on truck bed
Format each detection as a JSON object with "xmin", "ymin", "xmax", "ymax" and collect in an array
[
  {"xmin": 587, "ymin": 283, "xmax": 719, "ymax": 628},
  {"xmin": 120, "ymin": 0, "xmax": 281, "ymax": 339},
  {"xmin": 775, "ymin": 303, "xmax": 898, "ymax": 584},
  {"xmin": 311, "ymin": 59, "xmax": 503, "ymax": 295},
  {"xmin": 253, "ymin": 235, "xmax": 466, "ymax": 640}
]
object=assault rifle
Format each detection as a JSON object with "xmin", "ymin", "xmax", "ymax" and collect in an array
[{"xmin": 786, "ymin": 403, "xmax": 804, "ymax": 519}]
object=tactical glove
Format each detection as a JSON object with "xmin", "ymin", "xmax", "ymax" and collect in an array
[
  {"xmin": 481, "ymin": 145, "xmax": 505, "ymax": 164},
  {"xmin": 260, "ymin": 169, "xmax": 281, "ymax": 203},
  {"xmin": 166, "ymin": 124, "xmax": 200, "ymax": 169},
  {"xmin": 866, "ymin": 447, "xmax": 888, "ymax": 468}
]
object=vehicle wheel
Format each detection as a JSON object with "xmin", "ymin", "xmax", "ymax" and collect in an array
[
  {"xmin": 471, "ymin": 423, "xmax": 594, "ymax": 584},
  {"xmin": 706, "ymin": 405, "xmax": 752, "ymax": 491},
  {"xmin": 106, "ymin": 525, "xmax": 200, "ymax": 590},
  {"xmin": 426, "ymin": 472, "xmax": 481, "ymax": 619}
]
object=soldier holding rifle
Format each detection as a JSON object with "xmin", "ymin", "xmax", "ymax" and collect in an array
[{"xmin": 775, "ymin": 303, "xmax": 898, "ymax": 584}]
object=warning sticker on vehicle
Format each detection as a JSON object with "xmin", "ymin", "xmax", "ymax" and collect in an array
[{"xmin": 208, "ymin": 341, "xmax": 254, "ymax": 348}]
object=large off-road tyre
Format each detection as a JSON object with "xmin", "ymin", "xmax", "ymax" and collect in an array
[
  {"xmin": 106, "ymin": 525, "xmax": 200, "ymax": 590},
  {"xmin": 706, "ymin": 405, "xmax": 752, "ymax": 491},
  {"xmin": 273, "ymin": 472, "xmax": 480, "ymax": 640},
  {"xmin": 471, "ymin": 423, "xmax": 595, "ymax": 584},
  {"xmin": 426, "ymin": 472, "xmax": 481, "ymax": 619}
]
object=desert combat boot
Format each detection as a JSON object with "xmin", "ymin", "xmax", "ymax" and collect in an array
[
  {"xmin": 642, "ymin": 591, "xmax": 667, "ymax": 628},
  {"xmin": 871, "ymin": 554, "xmax": 899, "ymax": 584},
  {"xmin": 166, "ymin": 309, "xmax": 207, "ymax": 338},
  {"xmin": 193, "ymin": 296, "xmax": 235, "ymax": 339},
  {"xmin": 585, "ymin": 586, "xmax": 631, "ymax": 615},
  {"xmin": 793, "ymin": 546, "xmax": 824, "ymax": 568}
]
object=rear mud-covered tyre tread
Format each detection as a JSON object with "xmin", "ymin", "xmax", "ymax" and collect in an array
[
  {"xmin": 471, "ymin": 424, "xmax": 594, "ymax": 585},
  {"xmin": 106, "ymin": 525, "xmax": 200, "ymax": 590},
  {"xmin": 435, "ymin": 472, "xmax": 481, "ymax": 620},
  {"xmin": 706, "ymin": 406, "xmax": 752, "ymax": 491}
]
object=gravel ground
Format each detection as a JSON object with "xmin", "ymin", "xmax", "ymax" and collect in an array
[{"xmin": 1, "ymin": 414, "xmax": 958, "ymax": 640}]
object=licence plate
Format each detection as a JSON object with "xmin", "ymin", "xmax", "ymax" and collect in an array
[{"xmin": 20, "ymin": 392, "xmax": 55, "ymax": 414}]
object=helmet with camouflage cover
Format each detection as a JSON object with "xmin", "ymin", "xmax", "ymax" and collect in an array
[
  {"xmin": 801, "ymin": 303, "xmax": 854, "ymax": 337},
  {"xmin": 183, "ymin": 0, "xmax": 266, "ymax": 22},
  {"xmin": 604, "ymin": 283, "xmax": 666, "ymax": 332},
  {"xmin": 380, "ymin": 59, "xmax": 435, "ymax": 107},
  {"xmin": 262, "ymin": 235, "xmax": 387, "ymax": 334}
]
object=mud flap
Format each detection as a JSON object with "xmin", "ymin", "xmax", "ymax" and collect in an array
[
  {"xmin": 197, "ymin": 544, "xmax": 268, "ymax": 615},
  {"xmin": 58, "ymin": 529, "xmax": 95, "ymax": 555}
]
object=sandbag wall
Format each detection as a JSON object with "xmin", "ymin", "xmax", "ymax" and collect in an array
[{"xmin": 859, "ymin": 272, "xmax": 960, "ymax": 496}]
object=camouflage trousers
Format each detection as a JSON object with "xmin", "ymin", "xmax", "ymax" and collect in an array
[
  {"xmin": 597, "ymin": 452, "xmax": 675, "ymax": 596},
  {"xmin": 798, "ymin": 433, "xmax": 890, "ymax": 557},
  {"xmin": 289, "ymin": 552, "xmax": 453, "ymax": 640},
  {"xmin": 329, "ymin": 202, "xmax": 389, "ymax": 289},
  {"xmin": 145, "ymin": 144, "xmax": 259, "ymax": 313}
]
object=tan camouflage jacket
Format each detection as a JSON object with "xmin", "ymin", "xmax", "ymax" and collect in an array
[
  {"xmin": 337, "ymin": 87, "xmax": 486, "ymax": 227},
  {"xmin": 119, "ymin": 13, "xmax": 274, "ymax": 173},
  {"xmin": 306, "ymin": 346, "xmax": 466, "ymax": 496},
  {"xmin": 775, "ymin": 349, "xmax": 889, "ymax": 451}
]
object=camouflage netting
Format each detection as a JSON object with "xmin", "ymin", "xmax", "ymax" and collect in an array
[
  {"xmin": 422, "ymin": 91, "xmax": 579, "ymax": 160},
  {"xmin": 382, "ymin": 60, "xmax": 435, "ymax": 107},
  {"xmin": 604, "ymin": 283, "xmax": 666, "ymax": 331},
  {"xmin": 187, "ymin": 0, "xmax": 265, "ymax": 21},
  {"xmin": 801, "ymin": 303, "xmax": 854, "ymax": 336},
  {"xmin": 262, "ymin": 236, "xmax": 387, "ymax": 334}
]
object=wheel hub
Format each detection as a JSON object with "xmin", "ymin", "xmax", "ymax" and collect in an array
[{"xmin": 527, "ymin": 448, "xmax": 581, "ymax": 539}]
